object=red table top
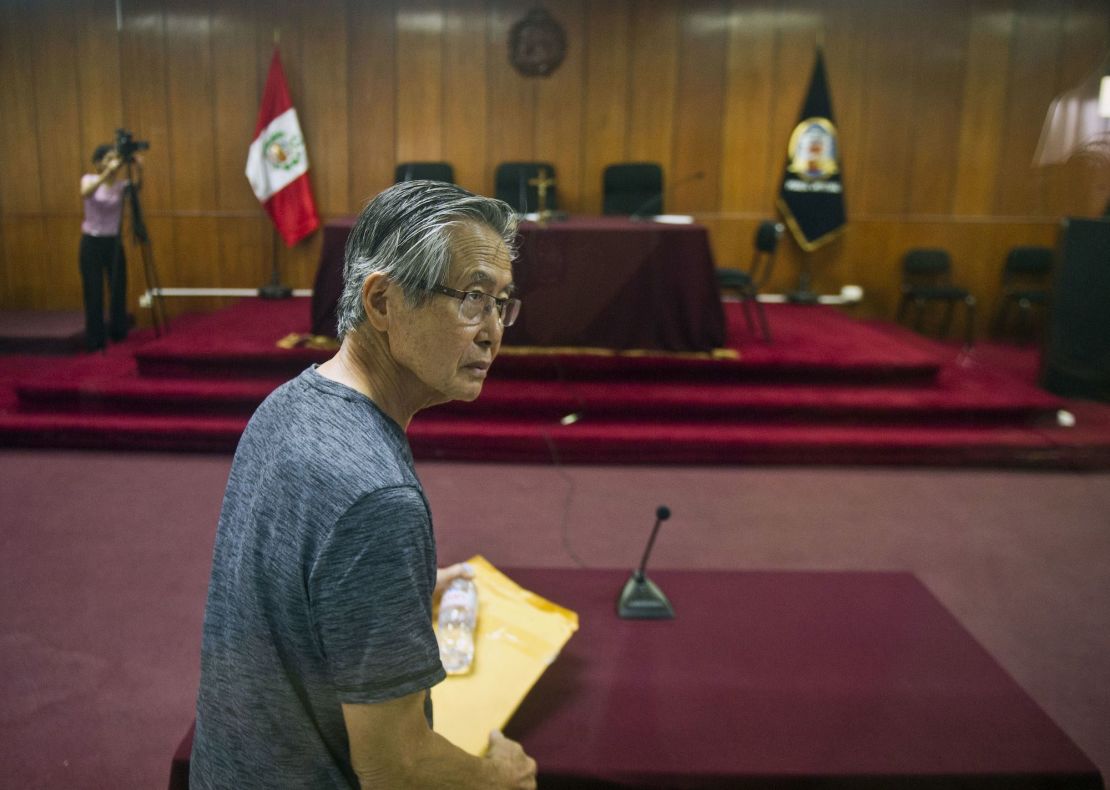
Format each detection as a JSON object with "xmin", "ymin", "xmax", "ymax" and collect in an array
[
  {"xmin": 171, "ymin": 568, "xmax": 1102, "ymax": 789},
  {"xmin": 501, "ymin": 568, "xmax": 1101, "ymax": 788}
]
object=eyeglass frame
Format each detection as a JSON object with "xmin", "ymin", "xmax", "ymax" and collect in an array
[{"xmin": 427, "ymin": 284, "xmax": 522, "ymax": 327}]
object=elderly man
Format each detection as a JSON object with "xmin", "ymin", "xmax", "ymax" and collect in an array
[{"xmin": 191, "ymin": 181, "xmax": 535, "ymax": 789}]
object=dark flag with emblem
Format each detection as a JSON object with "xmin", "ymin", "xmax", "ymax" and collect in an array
[{"xmin": 777, "ymin": 48, "xmax": 846, "ymax": 251}]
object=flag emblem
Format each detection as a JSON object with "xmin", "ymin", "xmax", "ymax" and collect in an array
[
  {"xmin": 263, "ymin": 131, "xmax": 304, "ymax": 171},
  {"xmin": 787, "ymin": 118, "xmax": 839, "ymax": 181}
]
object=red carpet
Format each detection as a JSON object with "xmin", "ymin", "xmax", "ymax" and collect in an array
[{"xmin": 2, "ymin": 298, "xmax": 1110, "ymax": 467}]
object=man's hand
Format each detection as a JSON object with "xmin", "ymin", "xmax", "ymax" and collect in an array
[
  {"xmin": 486, "ymin": 730, "xmax": 537, "ymax": 789},
  {"xmin": 434, "ymin": 562, "xmax": 475, "ymax": 601}
]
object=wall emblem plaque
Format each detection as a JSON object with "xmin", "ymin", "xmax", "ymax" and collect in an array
[{"xmin": 509, "ymin": 7, "xmax": 566, "ymax": 78}]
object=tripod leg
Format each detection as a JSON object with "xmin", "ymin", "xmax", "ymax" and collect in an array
[{"xmin": 140, "ymin": 238, "xmax": 168, "ymax": 335}]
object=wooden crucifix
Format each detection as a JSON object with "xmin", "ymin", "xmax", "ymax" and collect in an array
[{"xmin": 528, "ymin": 167, "xmax": 556, "ymax": 223}]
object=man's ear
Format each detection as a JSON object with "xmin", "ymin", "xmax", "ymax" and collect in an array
[{"xmin": 361, "ymin": 272, "xmax": 392, "ymax": 332}]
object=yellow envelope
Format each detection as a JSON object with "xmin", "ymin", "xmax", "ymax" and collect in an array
[{"xmin": 431, "ymin": 555, "xmax": 579, "ymax": 755}]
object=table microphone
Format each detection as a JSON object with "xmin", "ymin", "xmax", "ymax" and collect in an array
[{"xmin": 617, "ymin": 506, "xmax": 675, "ymax": 619}]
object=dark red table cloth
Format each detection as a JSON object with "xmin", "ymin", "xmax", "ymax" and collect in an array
[
  {"xmin": 170, "ymin": 569, "xmax": 1102, "ymax": 789},
  {"xmin": 310, "ymin": 216, "xmax": 726, "ymax": 352}
]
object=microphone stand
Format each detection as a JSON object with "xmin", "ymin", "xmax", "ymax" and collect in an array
[{"xmin": 617, "ymin": 506, "xmax": 675, "ymax": 619}]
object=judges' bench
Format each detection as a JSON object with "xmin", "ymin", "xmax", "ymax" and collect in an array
[{"xmin": 311, "ymin": 216, "xmax": 727, "ymax": 353}]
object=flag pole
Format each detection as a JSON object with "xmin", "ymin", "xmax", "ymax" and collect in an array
[{"xmin": 259, "ymin": 226, "xmax": 292, "ymax": 299}]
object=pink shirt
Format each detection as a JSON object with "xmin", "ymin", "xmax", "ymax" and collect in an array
[{"xmin": 81, "ymin": 175, "xmax": 128, "ymax": 237}]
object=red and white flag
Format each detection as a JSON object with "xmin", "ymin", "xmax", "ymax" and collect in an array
[{"xmin": 246, "ymin": 48, "xmax": 319, "ymax": 246}]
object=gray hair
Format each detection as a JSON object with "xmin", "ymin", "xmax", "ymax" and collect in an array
[{"xmin": 336, "ymin": 180, "xmax": 518, "ymax": 340}]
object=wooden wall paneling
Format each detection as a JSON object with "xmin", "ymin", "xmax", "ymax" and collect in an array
[
  {"xmin": 719, "ymin": 3, "xmax": 777, "ymax": 214},
  {"xmin": 854, "ymin": 0, "xmax": 917, "ymax": 217},
  {"xmin": 848, "ymin": 219, "xmax": 909, "ymax": 319},
  {"xmin": 39, "ymin": 216, "xmax": 83, "ymax": 309},
  {"xmin": 627, "ymin": 0, "xmax": 679, "ymax": 181},
  {"xmin": 951, "ymin": 1, "xmax": 1015, "ymax": 216},
  {"xmin": 165, "ymin": 0, "xmax": 217, "ymax": 211},
  {"xmin": 214, "ymin": 216, "xmax": 270, "ymax": 287},
  {"xmin": 395, "ymin": 0, "xmax": 445, "ymax": 166},
  {"xmin": 821, "ymin": 0, "xmax": 868, "ymax": 226},
  {"xmin": 993, "ymin": 3, "xmax": 1062, "ymax": 217},
  {"xmin": 34, "ymin": 0, "xmax": 88, "ymax": 216},
  {"xmin": 671, "ymin": 1, "xmax": 728, "ymax": 213},
  {"xmin": 348, "ymin": 0, "xmax": 397, "ymax": 208},
  {"xmin": 486, "ymin": 1, "xmax": 540, "ymax": 182},
  {"xmin": 0, "ymin": 222, "xmax": 8, "ymax": 304},
  {"xmin": 0, "ymin": 1, "xmax": 45, "ymax": 215},
  {"xmin": 443, "ymin": 0, "xmax": 490, "ymax": 196},
  {"xmin": 211, "ymin": 0, "xmax": 261, "ymax": 213},
  {"xmin": 533, "ymin": 1, "xmax": 585, "ymax": 212},
  {"xmin": 811, "ymin": 1, "xmax": 870, "ymax": 295},
  {"xmin": 119, "ymin": 0, "xmax": 173, "ymax": 213},
  {"xmin": 904, "ymin": 0, "xmax": 968, "ymax": 217},
  {"xmin": 299, "ymin": 0, "xmax": 350, "ymax": 216},
  {"xmin": 74, "ymin": 0, "xmax": 125, "ymax": 178},
  {"xmin": 764, "ymin": 3, "xmax": 820, "ymax": 212},
  {"xmin": 169, "ymin": 216, "xmax": 220, "ymax": 290},
  {"xmin": 1, "ymin": 219, "xmax": 49, "ymax": 307},
  {"xmin": 579, "ymin": 0, "xmax": 632, "ymax": 213}
]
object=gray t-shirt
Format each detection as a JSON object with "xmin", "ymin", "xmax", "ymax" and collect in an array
[{"xmin": 191, "ymin": 367, "xmax": 445, "ymax": 789}]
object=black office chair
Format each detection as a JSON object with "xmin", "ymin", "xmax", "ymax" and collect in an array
[
  {"xmin": 896, "ymin": 248, "xmax": 976, "ymax": 346},
  {"xmin": 990, "ymin": 246, "xmax": 1052, "ymax": 343},
  {"xmin": 494, "ymin": 162, "xmax": 557, "ymax": 213},
  {"xmin": 602, "ymin": 162, "xmax": 664, "ymax": 216},
  {"xmin": 394, "ymin": 162, "xmax": 454, "ymax": 183},
  {"xmin": 716, "ymin": 221, "xmax": 784, "ymax": 343}
]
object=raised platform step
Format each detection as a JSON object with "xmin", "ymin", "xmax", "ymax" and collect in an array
[
  {"xmin": 0, "ymin": 310, "xmax": 86, "ymax": 355},
  {"xmin": 14, "ymin": 369, "xmax": 1059, "ymax": 425},
  {"xmin": 129, "ymin": 298, "xmax": 943, "ymax": 384},
  {"xmin": 2, "ymin": 408, "xmax": 1107, "ymax": 469},
  {"xmin": 3, "ymin": 299, "xmax": 1108, "ymax": 468}
]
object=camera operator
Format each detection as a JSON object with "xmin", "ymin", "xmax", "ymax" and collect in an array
[{"xmin": 78, "ymin": 142, "xmax": 141, "ymax": 352}]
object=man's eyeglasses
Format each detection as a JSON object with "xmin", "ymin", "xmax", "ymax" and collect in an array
[{"xmin": 428, "ymin": 285, "xmax": 521, "ymax": 327}]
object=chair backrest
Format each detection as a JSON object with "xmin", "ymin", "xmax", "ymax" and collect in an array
[
  {"xmin": 902, "ymin": 249, "xmax": 952, "ymax": 281},
  {"xmin": 749, "ymin": 221, "xmax": 784, "ymax": 287},
  {"xmin": 1004, "ymin": 246, "xmax": 1053, "ymax": 277},
  {"xmin": 602, "ymin": 162, "xmax": 664, "ymax": 215},
  {"xmin": 494, "ymin": 162, "xmax": 558, "ymax": 213},
  {"xmin": 394, "ymin": 162, "xmax": 454, "ymax": 184}
]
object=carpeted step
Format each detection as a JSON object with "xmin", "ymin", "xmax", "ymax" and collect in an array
[
  {"xmin": 0, "ymin": 411, "xmax": 246, "ymax": 452},
  {"xmin": 3, "ymin": 410, "xmax": 1108, "ymax": 469},
  {"xmin": 130, "ymin": 298, "xmax": 944, "ymax": 385},
  {"xmin": 13, "ymin": 365, "xmax": 1060, "ymax": 425},
  {"xmin": 15, "ymin": 376, "xmax": 285, "ymax": 416},
  {"xmin": 0, "ymin": 311, "xmax": 86, "ymax": 355},
  {"xmin": 407, "ymin": 417, "xmax": 1110, "ymax": 469},
  {"xmin": 4, "ymin": 299, "xmax": 1109, "ymax": 468}
]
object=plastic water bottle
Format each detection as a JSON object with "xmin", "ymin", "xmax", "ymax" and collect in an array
[{"xmin": 437, "ymin": 578, "xmax": 478, "ymax": 675}]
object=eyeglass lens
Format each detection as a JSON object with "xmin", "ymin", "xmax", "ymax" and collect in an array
[{"xmin": 458, "ymin": 292, "xmax": 520, "ymax": 327}]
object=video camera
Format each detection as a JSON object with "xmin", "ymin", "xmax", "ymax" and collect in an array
[{"xmin": 115, "ymin": 128, "xmax": 150, "ymax": 162}]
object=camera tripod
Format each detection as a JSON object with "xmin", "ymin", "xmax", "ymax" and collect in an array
[{"xmin": 116, "ymin": 158, "xmax": 167, "ymax": 335}]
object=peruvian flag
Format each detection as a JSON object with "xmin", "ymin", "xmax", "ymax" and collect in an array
[{"xmin": 246, "ymin": 48, "xmax": 320, "ymax": 246}]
